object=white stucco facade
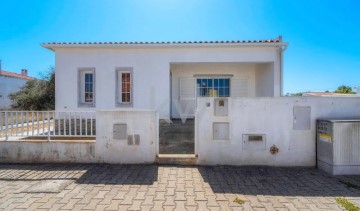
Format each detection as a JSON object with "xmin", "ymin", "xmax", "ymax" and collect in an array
[
  {"xmin": 43, "ymin": 41, "xmax": 287, "ymax": 119},
  {"xmin": 0, "ymin": 76, "xmax": 28, "ymax": 110}
]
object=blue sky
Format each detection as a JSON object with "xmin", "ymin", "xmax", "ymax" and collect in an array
[{"xmin": 0, "ymin": 0, "xmax": 359, "ymax": 93}]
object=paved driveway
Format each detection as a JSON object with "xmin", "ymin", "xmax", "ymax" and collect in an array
[{"xmin": 0, "ymin": 164, "xmax": 359, "ymax": 210}]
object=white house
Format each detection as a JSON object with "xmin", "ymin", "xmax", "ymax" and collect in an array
[
  {"xmin": 42, "ymin": 37, "xmax": 288, "ymax": 119},
  {"xmin": 0, "ymin": 69, "xmax": 34, "ymax": 110}
]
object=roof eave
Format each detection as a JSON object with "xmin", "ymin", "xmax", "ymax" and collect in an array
[{"xmin": 41, "ymin": 42, "xmax": 288, "ymax": 51}]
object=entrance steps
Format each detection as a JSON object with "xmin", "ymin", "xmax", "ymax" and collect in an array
[{"xmin": 157, "ymin": 154, "xmax": 197, "ymax": 165}]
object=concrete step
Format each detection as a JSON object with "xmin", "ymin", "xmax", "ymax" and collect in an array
[{"xmin": 157, "ymin": 154, "xmax": 197, "ymax": 165}]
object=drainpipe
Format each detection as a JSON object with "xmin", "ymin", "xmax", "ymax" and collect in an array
[{"xmin": 278, "ymin": 36, "xmax": 288, "ymax": 97}]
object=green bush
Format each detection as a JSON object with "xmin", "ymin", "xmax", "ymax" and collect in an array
[{"xmin": 9, "ymin": 70, "xmax": 55, "ymax": 110}]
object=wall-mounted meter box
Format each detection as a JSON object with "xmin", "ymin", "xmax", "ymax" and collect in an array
[{"xmin": 214, "ymin": 98, "xmax": 228, "ymax": 116}]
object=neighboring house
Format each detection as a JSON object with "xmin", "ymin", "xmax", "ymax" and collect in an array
[
  {"xmin": 0, "ymin": 69, "xmax": 34, "ymax": 110},
  {"xmin": 302, "ymin": 92, "xmax": 357, "ymax": 97},
  {"xmin": 42, "ymin": 37, "xmax": 288, "ymax": 119}
]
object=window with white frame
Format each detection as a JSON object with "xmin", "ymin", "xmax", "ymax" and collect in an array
[
  {"xmin": 116, "ymin": 68, "xmax": 132, "ymax": 106},
  {"xmin": 78, "ymin": 69, "xmax": 95, "ymax": 106},
  {"xmin": 196, "ymin": 78, "xmax": 230, "ymax": 97}
]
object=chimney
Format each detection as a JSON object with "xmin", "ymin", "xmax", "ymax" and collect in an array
[{"xmin": 21, "ymin": 69, "xmax": 28, "ymax": 76}]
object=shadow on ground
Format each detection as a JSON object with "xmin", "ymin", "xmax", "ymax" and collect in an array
[
  {"xmin": 198, "ymin": 165, "xmax": 360, "ymax": 197},
  {"xmin": 0, "ymin": 164, "xmax": 359, "ymax": 197}
]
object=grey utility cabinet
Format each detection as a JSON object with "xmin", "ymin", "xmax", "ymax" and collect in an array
[{"xmin": 317, "ymin": 119, "xmax": 360, "ymax": 175}]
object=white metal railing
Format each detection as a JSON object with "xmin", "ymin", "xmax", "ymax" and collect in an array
[{"xmin": 0, "ymin": 111, "xmax": 96, "ymax": 141}]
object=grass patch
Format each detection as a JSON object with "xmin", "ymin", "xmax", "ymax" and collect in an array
[
  {"xmin": 233, "ymin": 196, "xmax": 245, "ymax": 205},
  {"xmin": 336, "ymin": 197, "xmax": 360, "ymax": 211}
]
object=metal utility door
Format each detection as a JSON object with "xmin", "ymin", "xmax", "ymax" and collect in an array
[{"xmin": 179, "ymin": 78, "xmax": 196, "ymax": 118}]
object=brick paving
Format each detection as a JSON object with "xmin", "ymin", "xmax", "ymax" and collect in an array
[{"xmin": 0, "ymin": 164, "xmax": 359, "ymax": 210}]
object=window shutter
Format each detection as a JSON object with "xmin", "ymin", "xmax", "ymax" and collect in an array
[
  {"xmin": 231, "ymin": 77, "xmax": 249, "ymax": 97},
  {"xmin": 179, "ymin": 78, "xmax": 196, "ymax": 117}
]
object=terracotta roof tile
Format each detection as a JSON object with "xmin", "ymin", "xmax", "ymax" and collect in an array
[
  {"xmin": 0, "ymin": 70, "xmax": 35, "ymax": 80},
  {"xmin": 42, "ymin": 37, "xmax": 283, "ymax": 46}
]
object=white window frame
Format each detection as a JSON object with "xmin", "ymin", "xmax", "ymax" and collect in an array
[
  {"xmin": 116, "ymin": 67, "xmax": 133, "ymax": 107},
  {"xmin": 78, "ymin": 68, "xmax": 95, "ymax": 107},
  {"xmin": 196, "ymin": 77, "xmax": 231, "ymax": 97}
]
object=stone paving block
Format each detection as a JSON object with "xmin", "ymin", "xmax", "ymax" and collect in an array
[
  {"xmin": 175, "ymin": 191, "xmax": 186, "ymax": 201},
  {"xmin": 128, "ymin": 200, "xmax": 143, "ymax": 211},
  {"xmin": 39, "ymin": 198, "xmax": 60, "ymax": 209},
  {"xmin": 61, "ymin": 198, "xmax": 81, "ymax": 210},
  {"xmin": 166, "ymin": 187, "xmax": 176, "ymax": 196},
  {"xmin": 152, "ymin": 200, "xmax": 165, "ymax": 210},
  {"xmin": 154, "ymin": 191, "xmax": 166, "ymax": 201},
  {"xmin": 164, "ymin": 196, "xmax": 176, "ymax": 206},
  {"xmin": 143, "ymin": 195, "xmax": 155, "ymax": 206},
  {"xmin": 83, "ymin": 198, "xmax": 102, "ymax": 210},
  {"xmin": 195, "ymin": 192, "xmax": 207, "ymax": 201}
]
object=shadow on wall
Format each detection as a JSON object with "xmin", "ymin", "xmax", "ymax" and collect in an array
[{"xmin": 0, "ymin": 164, "xmax": 359, "ymax": 197}]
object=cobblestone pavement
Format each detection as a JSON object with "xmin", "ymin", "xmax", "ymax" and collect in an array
[{"xmin": 0, "ymin": 164, "xmax": 359, "ymax": 210}]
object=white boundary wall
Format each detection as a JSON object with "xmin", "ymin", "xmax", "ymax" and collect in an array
[
  {"xmin": 195, "ymin": 97, "xmax": 360, "ymax": 166},
  {"xmin": 95, "ymin": 110, "xmax": 158, "ymax": 164},
  {"xmin": 0, "ymin": 141, "xmax": 96, "ymax": 163}
]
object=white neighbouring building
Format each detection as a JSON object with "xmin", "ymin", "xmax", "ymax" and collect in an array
[
  {"xmin": 42, "ymin": 37, "xmax": 287, "ymax": 119},
  {"xmin": 0, "ymin": 69, "xmax": 34, "ymax": 110}
]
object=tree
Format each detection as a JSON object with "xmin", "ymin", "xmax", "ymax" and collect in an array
[
  {"xmin": 285, "ymin": 92, "xmax": 302, "ymax": 96},
  {"xmin": 9, "ymin": 69, "xmax": 55, "ymax": 110},
  {"xmin": 334, "ymin": 85, "xmax": 355, "ymax": 94}
]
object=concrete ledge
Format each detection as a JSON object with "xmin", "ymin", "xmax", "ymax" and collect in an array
[{"xmin": 157, "ymin": 154, "xmax": 197, "ymax": 165}]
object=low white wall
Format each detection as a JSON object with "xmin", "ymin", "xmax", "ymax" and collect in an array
[
  {"xmin": 0, "ymin": 141, "xmax": 96, "ymax": 163},
  {"xmin": 195, "ymin": 97, "xmax": 360, "ymax": 166},
  {"xmin": 95, "ymin": 109, "xmax": 158, "ymax": 164}
]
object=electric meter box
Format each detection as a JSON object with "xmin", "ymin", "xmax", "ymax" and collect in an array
[{"xmin": 317, "ymin": 119, "xmax": 360, "ymax": 175}]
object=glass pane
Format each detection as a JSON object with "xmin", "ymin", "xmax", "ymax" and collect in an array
[
  {"xmin": 200, "ymin": 88, "xmax": 206, "ymax": 96},
  {"xmin": 85, "ymin": 93, "xmax": 93, "ymax": 102},
  {"xmin": 85, "ymin": 84, "xmax": 92, "ymax": 92},
  {"xmin": 122, "ymin": 73, "xmax": 130, "ymax": 83},
  {"xmin": 224, "ymin": 79, "xmax": 229, "ymax": 87},
  {"xmin": 126, "ymin": 82, "xmax": 131, "ymax": 92},
  {"xmin": 207, "ymin": 79, "xmax": 213, "ymax": 88},
  {"xmin": 207, "ymin": 88, "xmax": 212, "ymax": 97},
  {"xmin": 219, "ymin": 88, "xmax": 225, "ymax": 96},
  {"xmin": 122, "ymin": 83, "xmax": 127, "ymax": 92},
  {"xmin": 213, "ymin": 87, "xmax": 219, "ymax": 97},
  {"xmin": 122, "ymin": 93, "xmax": 130, "ymax": 103},
  {"xmin": 225, "ymin": 88, "xmax": 229, "ymax": 96},
  {"xmin": 199, "ymin": 79, "xmax": 205, "ymax": 88},
  {"xmin": 214, "ymin": 79, "xmax": 219, "ymax": 87},
  {"xmin": 197, "ymin": 79, "xmax": 201, "ymax": 87},
  {"xmin": 219, "ymin": 79, "xmax": 224, "ymax": 87}
]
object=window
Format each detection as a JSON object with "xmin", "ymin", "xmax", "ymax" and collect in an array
[
  {"xmin": 78, "ymin": 69, "xmax": 95, "ymax": 106},
  {"xmin": 116, "ymin": 68, "xmax": 133, "ymax": 106},
  {"xmin": 196, "ymin": 78, "xmax": 230, "ymax": 97}
]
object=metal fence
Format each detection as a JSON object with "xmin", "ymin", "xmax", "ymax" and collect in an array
[{"xmin": 0, "ymin": 111, "xmax": 96, "ymax": 141}]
